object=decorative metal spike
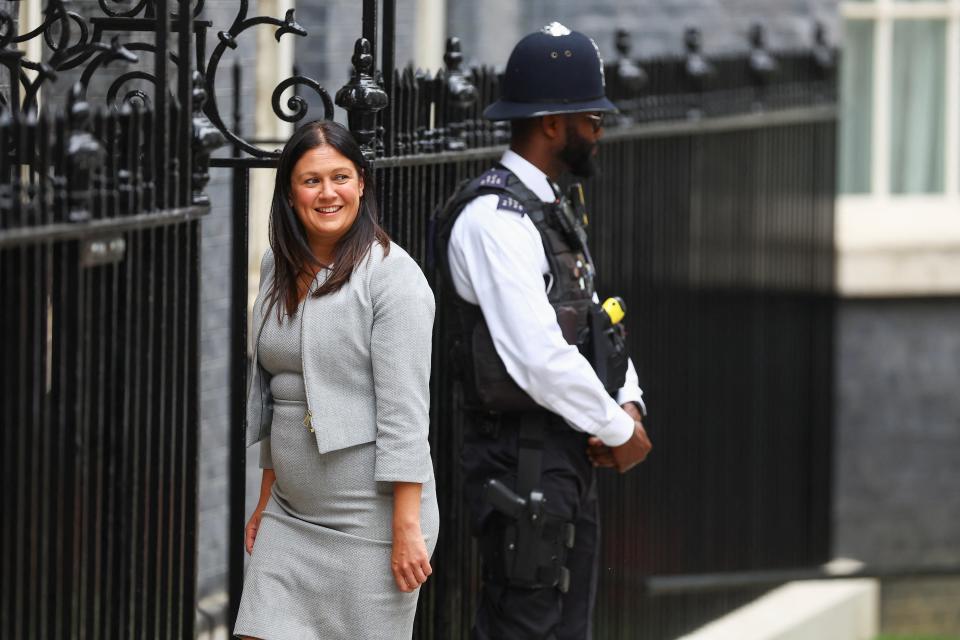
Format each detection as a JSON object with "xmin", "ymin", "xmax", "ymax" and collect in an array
[
  {"xmin": 748, "ymin": 23, "xmax": 778, "ymax": 79},
  {"xmin": 275, "ymin": 8, "xmax": 307, "ymax": 42},
  {"xmin": 109, "ymin": 35, "xmax": 139, "ymax": 65},
  {"xmin": 683, "ymin": 27, "xmax": 713, "ymax": 81},
  {"xmin": 444, "ymin": 37, "xmax": 478, "ymax": 110},
  {"xmin": 682, "ymin": 28, "xmax": 714, "ymax": 119},
  {"xmin": 613, "ymin": 28, "xmax": 647, "ymax": 97},
  {"xmin": 65, "ymin": 83, "xmax": 104, "ymax": 223},
  {"xmin": 335, "ymin": 37, "xmax": 388, "ymax": 159},
  {"xmin": 812, "ymin": 21, "xmax": 835, "ymax": 71},
  {"xmin": 615, "ymin": 29, "xmax": 630, "ymax": 57}
]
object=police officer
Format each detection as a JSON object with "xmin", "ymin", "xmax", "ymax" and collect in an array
[{"xmin": 434, "ymin": 22, "xmax": 653, "ymax": 639}]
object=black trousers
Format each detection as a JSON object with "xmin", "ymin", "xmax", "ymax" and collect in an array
[{"xmin": 462, "ymin": 412, "xmax": 600, "ymax": 640}]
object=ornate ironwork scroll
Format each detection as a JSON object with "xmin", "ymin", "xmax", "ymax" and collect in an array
[
  {"xmin": 1, "ymin": 0, "xmax": 335, "ymax": 160},
  {"xmin": 203, "ymin": 1, "xmax": 333, "ymax": 159}
]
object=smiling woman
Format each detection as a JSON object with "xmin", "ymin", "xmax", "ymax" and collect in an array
[
  {"xmin": 264, "ymin": 121, "xmax": 393, "ymax": 315},
  {"xmin": 233, "ymin": 121, "xmax": 439, "ymax": 640}
]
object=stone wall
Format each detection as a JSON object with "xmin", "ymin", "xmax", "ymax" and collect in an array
[
  {"xmin": 833, "ymin": 299, "xmax": 960, "ymax": 636},
  {"xmin": 833, "ymin": 299, "xmax": 960, "ymax": 569}
]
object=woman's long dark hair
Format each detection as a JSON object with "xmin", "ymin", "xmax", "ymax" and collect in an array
[{"xmin": 265, "ymin": 120, "xmax": 390, "ymax": 318}]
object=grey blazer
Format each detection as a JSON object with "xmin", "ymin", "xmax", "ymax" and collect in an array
[{"xmin": 246, "ymin": 241, "xmax": 436, "ymax": 483}]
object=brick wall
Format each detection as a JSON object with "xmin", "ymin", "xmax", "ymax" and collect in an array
[{"xmin": 834, "ymin": 299, "xmax": 960, "ymax": 569}]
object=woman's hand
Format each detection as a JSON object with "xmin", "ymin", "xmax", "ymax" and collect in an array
[
  {"xmin": 244, "ymin": 508, "xmax": 265, "ymax": 555},
  {"xmin": 391, "ymin": 521, "xmax": 432, "ymax": 593},
  {"xmin": 245, "ymin": 468, "xmax": 276, "ymax": 555}
]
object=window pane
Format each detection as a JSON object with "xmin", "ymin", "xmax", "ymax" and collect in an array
[
  {"xmin": 890, "ymin": 20, "xmax": 946, "ymax": 194},
  {"xmin": 839, "ymin": 20, "xmax": 874, "ymax": 194}
]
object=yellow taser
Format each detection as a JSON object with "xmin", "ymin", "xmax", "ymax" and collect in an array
[{"xmin": 602, "ymin": 297, "xmax": 626, "ymax": 325}]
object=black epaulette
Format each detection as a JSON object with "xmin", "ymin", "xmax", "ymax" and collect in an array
[{"xmin": 428, "ymin": 165, "xmax": 542, "ymax": 272}]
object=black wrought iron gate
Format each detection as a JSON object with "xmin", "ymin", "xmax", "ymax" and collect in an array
[
  {"xmin": 2, "ymin": 1, "xmax": 837, "ymax": 638},
  {"xmin": 1, "ymin": 1, "xmax": 218, "ymax": 637}
]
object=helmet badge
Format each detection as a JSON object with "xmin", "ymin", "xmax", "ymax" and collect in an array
[{"xmin": 542, "ymin": 22, "xmax": 572, "ymax": 37}]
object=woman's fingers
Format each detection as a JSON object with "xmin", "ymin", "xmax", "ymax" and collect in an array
[
  {"xmin": 244, "ymin": 512, "xmax": 263, "ymax": 555},
  {"xmin": 392, "ymin": 557, "xmax": 432, "ymax": 592},
  {"xmin": 412, "ymin": 563, "xmax": 428, "ymax": 585},
  {"xmin": 393, "ymin": 569, "xmax": 409, "ymax": 592},
  {"xmin": 244, "ymin": 522, "xmax": 256, "ymax": 554},
  {"xmin": 400, "ymin": 566, "xmax": 420, "ymax": 591},
  {"xmin": 392, "ymin": 560, "xmax": 413, "ymax": 592}
]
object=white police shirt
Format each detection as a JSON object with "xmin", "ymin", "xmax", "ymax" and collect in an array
[{"xmin": 447, "ymin": 149, "xmax": 645, "ymax": 447}]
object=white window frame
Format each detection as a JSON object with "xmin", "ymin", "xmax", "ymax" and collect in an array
[{"xmin": 838, "ymin": 0, "xmax": 960, "ymax": 296}]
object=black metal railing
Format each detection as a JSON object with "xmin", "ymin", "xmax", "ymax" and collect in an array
[
  {"xmin": 373, "ymin": 26, "xmax": 835, "ymax": 161},
  {"xmin": 0, "ymin": 0, "xmax": 220, "ymax": 637}
]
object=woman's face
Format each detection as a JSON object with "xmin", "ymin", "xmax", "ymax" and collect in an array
[{"xmin": 289, "ymin": 144, "xmax": 364, "ymax": 252}]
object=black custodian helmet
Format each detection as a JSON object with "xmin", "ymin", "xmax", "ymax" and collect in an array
[{"xmin": 483, "ymin": 22, "xmax": 618, "ymax": 121}]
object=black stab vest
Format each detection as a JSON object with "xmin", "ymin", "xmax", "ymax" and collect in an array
[{"xmin": 432, "ymin": 165, "xmax": 605, "ymax": 413}]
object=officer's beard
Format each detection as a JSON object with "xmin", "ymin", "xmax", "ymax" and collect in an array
[{"xmin": 559, "ymin": 125, "xmax": 599, "ymax": 179}]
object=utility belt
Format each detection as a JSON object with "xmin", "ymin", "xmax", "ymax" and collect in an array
[{"xmin": 477, "ymin": 411, "xmax": 576, "ymax": 592}]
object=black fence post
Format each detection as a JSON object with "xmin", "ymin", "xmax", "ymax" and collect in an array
[{"xmin": 227, "ymin": 164, "xmax": 250, "ymax": 632}]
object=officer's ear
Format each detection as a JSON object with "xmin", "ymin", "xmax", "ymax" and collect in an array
[{"xmin": 540, "ymin": 114, "xmax": 565, "ymax": 142}]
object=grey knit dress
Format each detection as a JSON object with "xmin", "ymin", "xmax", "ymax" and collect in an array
[{"xmin": 234, "ymin": 262, "xmax": 439, "ymax": 640}]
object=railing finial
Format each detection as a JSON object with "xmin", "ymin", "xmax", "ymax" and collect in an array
[
  {"xmin": 748, "ymin": 23, "xmax": 778, "ymax": 80},
  {"xmin": 683, "ymin": 27, "xmax": 712, "ymax": 81},
  {"xmin": 812, "ymin": 21, "xmax": 835, "ymax": 72},
  {"xmin": 335, "ymin": 37, "xmax": 388, "ymax": 159},
  {"xmin": 613, "ymin": 28, "xmax": 647, "ymax": 93},
  {"xmin": 444, "ymin": 37, "xmax": 478, "ymax": 109},
  {"xmin": 66, "ymin": 83, "xmax": 104, "ymax": 223}
]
